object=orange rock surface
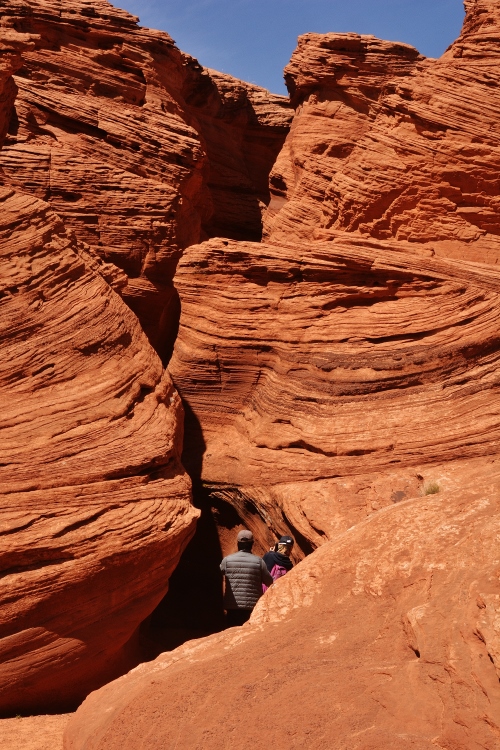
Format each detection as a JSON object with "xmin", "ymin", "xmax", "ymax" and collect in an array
[
  {"xmin": 0, "ymin": 24, "xmax": 32, "ymax": 144},
  {"xmin": 0, "ymin": 0, "xmax": 291, "ymax": 714},
  {"xmin": 167, "ymin": 0, "xmax": 500, "ymax": 558},
  {"xmin": 64, "ymin": 480, "xmax": 500, "ymax": 750},
  {"xmin": 5, "ymin": 0, "xmax": 500, "ymax": 742},
  {"xmin": 169, "ymin": 235, "xmax": 500, "ymax": 554},
  {"xmin": 0, "ymin": 0, "xmax": 290, "ymax": 360},
  {"xmin": 265, "ymin": 0, "xmax": 500, "ymax": 265},
  {"xmin": 0, "ymin": 713, "xmax": 70, "ymax": 750},
  {"xmin": 0, "ymin": 184, "xmax": 197, "ymax": 714}
]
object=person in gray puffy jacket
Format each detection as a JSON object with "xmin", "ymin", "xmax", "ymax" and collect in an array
[{"xmin": 220, "ymin": 529, "xmax": 273, "ymax": 627}]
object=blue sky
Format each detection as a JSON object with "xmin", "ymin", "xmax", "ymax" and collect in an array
[{"xmin": 118, "ymin": 0, "xmax": 465, "ymax": 94}]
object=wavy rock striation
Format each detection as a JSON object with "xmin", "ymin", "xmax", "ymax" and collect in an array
[
  {"xmin": 264, "ymin": 0, "xmax": 500, "ymax": 265},
  {"xmin": 0, "ymin": 184, "xmax": 197, "ymax": 714},
  {"xmin": 170, "ymin": 235, "xmax": 500, "ymax": 553},
  {"xmin": 5, "ymin": 0, "xmax": 500, "ymax": 738},
  {"xmin": 0, "ymin": 0, "xmax": 291, "ymax": 713},
  {"xmin": 0, "ymin": 24, "xmax": 33, "ymax": 145},
  {"xmin": 167, "ymin": 0, "xmax": 500, "ymax": 556},
  {"xmin": 64, "ymin": 482, "xmax": 500, "ymax": 750},
  {"xmin": 0, "ymin": 0, "xmax": 291, "ymax": 360}
]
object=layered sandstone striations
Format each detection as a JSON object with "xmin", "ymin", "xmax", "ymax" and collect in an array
[
  {"xmin": 0, "ymin": 185, "xmax": 197, "ymax": 714},
  {"xmin": 64, "ymin": 482, "xmax": 500, "ymax": 750},
  {"xmin": 0, "ymin": 0, "xmax": 291, "ymax": 714},
  {"xmin": 0, "ymin": 0, "xmax": 291, "ymax": 360},
  {"xmin": 0, "ymin": 23, "xmax": 33, "ymax": 145},
  {"xmin": 264, "ymin": 0, "xmax": 500, "ymax": 264},
  {"xmin": 169, "ymin": 236, "xmax": 500, "ymax": 553},
  {"xmin": 5, "ymin": 0, "xmax": 500, "ymax": 738},
  {"xmin": 263, "ymin": 34, "xmax": 423, "ymax": 245},
  {"xmin": 168, "ymin": 0, "xmax": 500, "ymax": 556},
  {"xmin": 185, "ymin": 67, "xmax": 292, "ymax": 243}
]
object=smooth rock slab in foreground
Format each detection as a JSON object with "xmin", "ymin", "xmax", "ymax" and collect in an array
[{"xmin": 64, "ymin": 479, "xmax": 500, "ymax": 749}]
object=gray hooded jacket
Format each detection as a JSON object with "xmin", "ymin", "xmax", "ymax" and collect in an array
[{"xmin": 220, "ymin": 550, "xmax": 274, "ymax": 610}]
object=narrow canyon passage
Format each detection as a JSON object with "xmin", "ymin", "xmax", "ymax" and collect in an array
[
  {"xmin": 3, "ymin": 3, "xmax": 500, "ymax": 746},
  {"xmin": 144, "ymin": 489, "xmax": 228, "ymax": 656},
  {"xmin": 0, "ymin": 1, "xmax": 293, "ymax": 695}
]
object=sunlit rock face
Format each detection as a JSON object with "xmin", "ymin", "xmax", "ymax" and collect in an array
[
  {"xmin": 0, "ymin": 0, "xmax": 291, "ymax": 361},
  {"xmin": 64, "ymin": 480, "xmax": 500, "ymax": 750},
  {"xmin": 265, "ymin": 1, "xmax": 500, "ymax": 265},
  {"xmin": 0, "ymin": 182, "xmax": 198, "ymax": 715},
  {"xmin": 165, "ymin": 0, "xmax": 500, "ymax": 558},
  {"xmin": 5, "ymin": 1, "xmax": 500, "ymax": 740},
  {"xmin": 169, "ymin": 235, "xmax": 500, "ymax": 555},
  {"xmin": 0, "ymin": 0, "xmax": 290, "ymax": 714},
  {"xmin": 0, "ymin": 30, "xmax": 198, "ymax": 711}
]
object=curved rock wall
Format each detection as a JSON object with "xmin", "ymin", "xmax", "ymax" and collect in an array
[
  {"xmin": 0, "ymin": 0, "xmax": 291, "ymax": 361},
  {"xmin": 265, "ymin": 0, "xmax": 500, "ymax": 265},
  {"xmin": 0, "ymin": 184, "xmax": 198, "ymax": 714},
  {"xmin": 0, "ymin": 1, "xmax": 290, "ymax": 711},
  {"xmin": 166, "ymin": 0, "xmax": 500, "ymax": 558},
  {"xmin": 0, "ymin": 10, "xmax": 204, "ymax": 714},
  {"xmin": 169, "ymin": 236, "xmax": 500, "ymax": 554}
]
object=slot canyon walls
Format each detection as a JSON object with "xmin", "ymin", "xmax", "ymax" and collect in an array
[
  {"xmin": 64, "ymin": 3, "xmax": 500, "ymax": 747},
  {"xmin": 0, "ymin": 0, "xmax": 291, "ymax": 711},
  {"xmin": 1, "ymin": 0, "xmax": 500, "ymax": 743},
  {"xmin": 170, "ymin": 0, "xmax": 500, "ymax": 558},
  {"xmin": 0, "ymin": 0, "xmax": 291, "ymax": 360},
  {"xmin": 0, "ymin": 185, "xmax": 197, "ymax": 714}
]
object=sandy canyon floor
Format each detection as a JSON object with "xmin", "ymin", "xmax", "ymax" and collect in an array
[{"xmin": 0, "ymin": 714, "xmax": 70, "ymax": 750}]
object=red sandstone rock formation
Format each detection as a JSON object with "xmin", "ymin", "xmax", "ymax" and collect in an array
[
  {"xmin": 263, "ymin": 33, "xmax": 423, "ymax": 244},
  {"xmin": 64, "ymin": 482, "xmax": 500, "ymax": 750},
  {"xmin": 0, "ymin": 184, "xmax": 197, "ymax": 714},
  {"xmin": 0, "ymin": 24, "xmax": 32, "ymax": 144},
  {"xmin": 167, "ymin": 0, "xmax": 500, "ymax": 557},
  {"xmin": 188, "ymin": 67, "xmax": 292, "ymax": 243},
  {"xmin": 0, "ymin": 0, "xmax": 291, "ymax": 360},
  {"xmin": 0, "ymin": 9, "xmax": 201, "ymax": 714},
  {"xmin": 5, "ymin": 1, "xmax": 500, "ymax": 740},
  {"xmin": 169, "ymin": 235, "xmax": 500, "ymax": 555},
  {"xmin": 0, "ymin": 0, "xmax": 290, "ymax": 714},
  {"xmin": 264, "ymin": 0, "xmax": 500, "ymax": 265}
]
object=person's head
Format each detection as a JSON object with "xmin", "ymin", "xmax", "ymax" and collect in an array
[
  {"xmin": 276, "ymin": 535, "xmax": 294, "ymax": 557},
  {"xmin": 237, "ymin": 529, "xmax": 254, "ymax": 552}
]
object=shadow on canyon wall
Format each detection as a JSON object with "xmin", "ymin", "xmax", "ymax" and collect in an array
[{"xmin": 138, "ymin": 403, "xmax": 237, "ymax": 661}]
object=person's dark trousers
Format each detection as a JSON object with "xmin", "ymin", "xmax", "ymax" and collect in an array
[{"xmin": 225, "ymin": 609, "xmax": 252, "ymax": 628}]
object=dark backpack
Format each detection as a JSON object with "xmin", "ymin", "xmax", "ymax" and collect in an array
[{"xmin": 262, "ymin": 563, "xmax": 288, "ymax": 593}]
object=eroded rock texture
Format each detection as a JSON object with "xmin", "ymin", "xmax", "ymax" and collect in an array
[
  {"xmin": 64, "ymin": 483, "xmax": 500, "ymax": 750},
  {"xmin": 0, "ymin": 0, "xmax": 291, "ymax": 360},
  {"xmin": 264, "ymin": 0, "xmax": 500, "ymax": 264},
  {"xmin": 166, "ymin": 0, "xmax": 500, "ymax": 559},
  {"xmin": 5, "ymin": 3, "xmax": 500, "ymax": 742},
  {"xmin": 170, "ymin": 236, "xmax": 500, "ymax": 555},
  {"xmin": 0, "ymin": 0, "xmax": 292, "ymax": 714},
  {"xmin": 0, "ymin": 24, "xmax": 32, "ymax": 145},
  {"xmin": 0, "ymin": 185, "xmax": 197, "ymax": 714}
]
